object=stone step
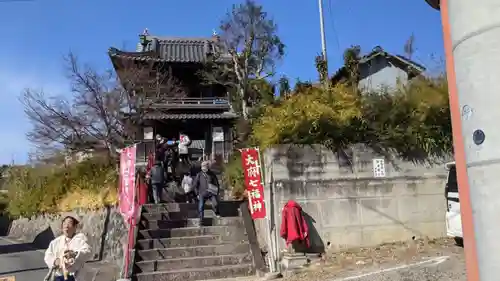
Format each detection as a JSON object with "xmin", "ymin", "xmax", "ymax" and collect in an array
[
  {"xmin": 142, "ymin": 202, "xmax": 241, "ymax": 217},
  {"xmin": 136, "ymin": 243, "xmax": 251, "ymax": 261},
  {"xmin": 141, "ymin": 210, "xmax": 215, "ymax": 221},
  {"xmin": 135, "ymin": 264, "xmax": 255, "ymax": 281},
  {"xmin": 135, "ymin": 253, "xmax": 253, "ymax": 272},
  {"xmin": 138, "ymin": 225, "xmax": 246, "ymax": 239},
  {"xmin": 140, "ymin": 217, "xmax": 243, "ymax": 230},
  {"xmin": 142, "ymin": 203, "xmax": 198, "ymax": 213},
  {"xmin": 136, "ymin": 235, "xmax": 246, "ymax": 250}
]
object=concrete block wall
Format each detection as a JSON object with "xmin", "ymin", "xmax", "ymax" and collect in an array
[
  {"xmin": 256, "ymin": 144, "xmax": 449, "ymax": 253},
  {"xmin": 7, "ymin": 207, "xmax": 127, "ymax": 270}
]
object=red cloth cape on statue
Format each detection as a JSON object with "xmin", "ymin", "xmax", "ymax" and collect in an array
[{"xmin": 280, "ymin": 200, "xmax": 310, "ymax": 248}]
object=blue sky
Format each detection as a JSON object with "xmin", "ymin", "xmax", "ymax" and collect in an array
[{"xmin": 0, "ymin": 0, "xmax": 443, "ymax": 164}]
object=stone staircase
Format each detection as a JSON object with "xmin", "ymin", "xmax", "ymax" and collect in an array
[{"xmin": 132, "ymin": 202, "xmax": 258, "ymax": 281}]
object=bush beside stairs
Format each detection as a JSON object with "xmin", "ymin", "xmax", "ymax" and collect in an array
[{"xmin": 131, "ymin": 202, "xmax": 259, "ymax": 281}]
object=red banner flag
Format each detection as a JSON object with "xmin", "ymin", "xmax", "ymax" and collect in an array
[
  {"xmin": 119, "ymin": 145, "xmax": 137, "ymax": 221},
  {"xmin": 240, "ymin": 148, "xmax": 266, "ymax": 219}
]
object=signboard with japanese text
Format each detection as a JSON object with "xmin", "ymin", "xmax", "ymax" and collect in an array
[
  {"xmin": 119, "ymin": 145, "xmax": 137, "ymax": 221},
  {"xmin": 240, "ymin": 148, "xmax": 266, "ymax": 219},
  {"xmin": 212, "ymin": 127, "xmax": 224, "ymax": 142}
]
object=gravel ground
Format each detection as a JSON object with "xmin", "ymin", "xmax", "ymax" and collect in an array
[{"xmin": 281, "ymin": 237, "xmax": 467, "ymax": 281}]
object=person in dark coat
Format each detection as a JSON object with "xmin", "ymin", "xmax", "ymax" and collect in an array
[
  {"xmin": 147, "ymin": 160, "xmax": 165, "ymax": 204},
  {"xmin": 155, "ymin": 134, "xmax": 167, "ymax": 162},
  {"xmin": 169, "ymin": 139, "xmax": 179, "ymax": 179},
  {"xmin": 192, "ymin": 161, "xmax": 220, "ymax": 225},
  {"xmin": 164, "ymin": 146, "xmax": 173, "ymax": 177},
  {"xmin": 155, "ymin": 134, "xmax": 169, "ymax": 181}
]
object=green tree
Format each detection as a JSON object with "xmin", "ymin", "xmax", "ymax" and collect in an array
[
  {"xmin": 278, "ymin": 76, "xmax": 291, "ymax": 97},
  {"xmin": 315, "ymin": 54, "xmax": 329, "ymax": 86},
  {"xmin": 294, "ymin": 79, "xmax": 313, "ymax": 93},
  {"xmin": 361, "ymin": 75, "xmax": 451, "ymax": 161},
  {"xmin": 0, "ymin": 164, "xmax": 9, "ymax": 191},
  {"xmin": 343, "ymin": 45, "xmax": 362, "ymax": 90},
  {"xmin": 252, "ymin": 52, "xmax": 452, "ymax": 162},
  {"xmin": 222, "ymin": 153, "xmax": 246, "ymax": 199},
  {"xmin": 252, "ymin": 83, "xmax": 362, "ymax": 150},
  {"xmin": 233, "ymin": 78, "xmax": 276, "ymax": 147}
]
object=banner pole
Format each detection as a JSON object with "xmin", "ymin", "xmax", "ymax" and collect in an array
[{"xmin": 256, "ymin": 147, "xmax": 278, "ymax": 273}]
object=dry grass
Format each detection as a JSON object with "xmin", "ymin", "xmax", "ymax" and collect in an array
[
  {"xmin": 4, "ymin": 158, "xmax": 119, "ymax": 217},
  {"xmin": 58, "ymin": 186, "xmax": 119, "ymax": 212},
  {"xmin": 323, "ymin": 238, "xmax": 458, "ymax": 269},
  {"xmin": 283, "ymin": 238, "xmax": 462, "ymax": 281}
]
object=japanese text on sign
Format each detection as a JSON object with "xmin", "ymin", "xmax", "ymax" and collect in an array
[{"xmin": 240, "ymin": 148, "xmax": 266, "ymax": 219}]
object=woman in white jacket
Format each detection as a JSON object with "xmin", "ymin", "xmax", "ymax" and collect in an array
[
  {"xmin": 44, "ymin": 214, "xmax": 92, "ymax": 281},
  {"xmin": 178, "ymin": 132, "xmax": 191, "ymax": 164}
]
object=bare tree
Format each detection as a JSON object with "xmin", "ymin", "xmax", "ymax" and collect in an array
[
  {"xmin": 21, "ymin": 52, "xmax": 186, "ymax": 158},
  {"xmin": 200, "ymin": 0, "xmax": 285, "ymax": 120}
]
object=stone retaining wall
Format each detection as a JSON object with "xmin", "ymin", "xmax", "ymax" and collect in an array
[
  {"xmin": 255, "ymin": 144, "xmax": 449, "ymax": 254},
  {"xmin": 6, "ymin": 207, "xmax": 127, "ymax": 272}
]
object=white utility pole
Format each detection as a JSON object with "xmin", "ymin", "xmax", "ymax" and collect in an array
[
  {"xmin": 318, "ymin": 0, "xmax": 328, "ymax": 68},
  {"xmin": 425, "ymin": 0, "xmax": 500, "ymax": 280}
]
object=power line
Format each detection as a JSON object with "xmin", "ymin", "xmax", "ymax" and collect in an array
[{"xmin": 327, "ymin": 0, "xmax": 342, "ymax": 60}]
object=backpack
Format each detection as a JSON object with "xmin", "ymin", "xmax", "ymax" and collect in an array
[{"xmin": 202, "ymin": 172, "xmax": 219, "ymax": 195}]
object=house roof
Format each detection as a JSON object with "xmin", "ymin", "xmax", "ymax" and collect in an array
[
  {"xmin": 142, "ymin": 112, "xmax": 239, "ymax": 120},
  {"xmin": 360, "ymin": 46, "xmax": 426, "ymax": 71},
  {"xmin": 109, "ymin": 36, "xmax": 220, "ymax": 64},
  {"xmin": 331, "ymin": 46, "xmax": 426, "ymax": 83}
]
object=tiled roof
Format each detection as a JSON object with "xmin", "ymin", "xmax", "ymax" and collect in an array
[
  {"xmin": 109, "ymin": 36, "xmax": 220, "ymax": 63},
  {"xmin": 143, "ymin": 112, "xmax": 238, "ymax": 120},
  {"xmin": 109, "ymin": 48, "xmax": 163, "ymax": 62},
  {"xmin": 361, "ymin": 46, "xmax": 426, "ymax": 71},
  {"xmin": 154, "ymin": 37, "xmax": 217, "ymax": 63}
]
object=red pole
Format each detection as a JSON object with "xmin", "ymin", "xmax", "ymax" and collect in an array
[
  {"xmin": 138, "ymin": 180, "xmax": 148, "ymax": 205},
  {"xmin": 440, "ymin": 0, "xmax": 479, "ymax": 280},
  {"xmin": 139, "ymin": 151, "xmax": 154, "ymax": 205}
]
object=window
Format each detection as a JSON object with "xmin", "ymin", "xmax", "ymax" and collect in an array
[{"xmin": 447, "ymin": 166, "xmax": 458, "ymax": 193}]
